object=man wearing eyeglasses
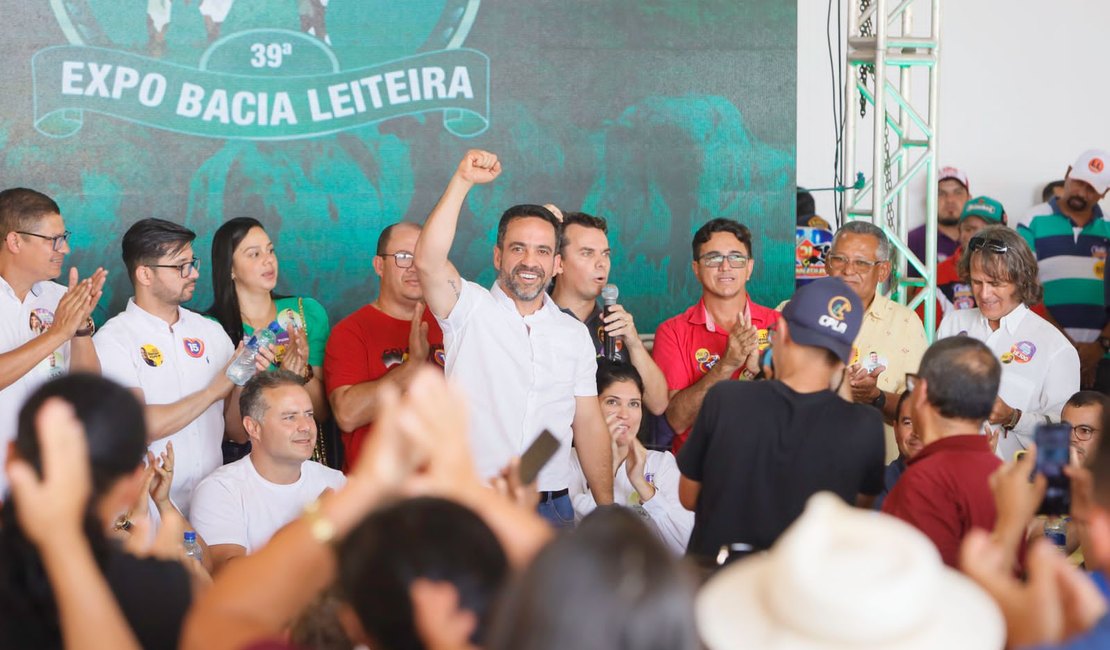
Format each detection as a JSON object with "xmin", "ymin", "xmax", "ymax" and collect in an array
[
  {"xmin": 1063, "ymin": 390, "xmax": 1106, "ymax": 468},
  {"xmin": 324, "ymin": 222, "xmax": 445, "ymax": 472},
  {"xmin": 936, "ymin": 226, "xmax": 1079, "ymax": 460},
  {"xmin": 0, "ymin": 187, "xmax": 107, "ymax": 493},
  {"xmin": 93, "ymin": 218, "xmax": 241, "ymax": 517},
  {"xmin": 1016, "ymin": 149, "xmax": 1110, "ymax": 391},
  {"xmin": 826, "ymin": 220, "xmax": 927, "ymax": 462},
  {"xmin": 653, "ymin": 218, "xmax": 780, "ymax": 454}
]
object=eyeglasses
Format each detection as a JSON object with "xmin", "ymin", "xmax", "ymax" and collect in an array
[
  {"xmin": 147, "ymin": 257, "xmax": 200, "ymax": 278},
  {"xmin": 698, "ymin": 252, "xmax": 750, "ymax": 269},
  {"xmin": 17, "ymin": 230, "xmax": 71, "ymax": 252},
  {"xmin": 967, "ymin": 236, "xmax": 1008, "ymax": 254},
  {"xmin": 380, "ymin": 251, "xmax": 415, "ymax": 268},
  {"xmin": 826, "ymin": 253, "xmax": 884, "ymax": 274},
  {"xmin": 905, "ymin": 373, "xmax": 919, "ymax": 393},
  {"xmin": 1072, "ymin": 424, "xmax": 1100, "ymax": 441}
]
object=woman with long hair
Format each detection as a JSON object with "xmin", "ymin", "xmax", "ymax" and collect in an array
[
  {"xmin": 568, "ymin": 360, "xmax": 694, "ymax": 554},
  {"xmin": 206, "ymin": 217, "xmax": 331, "ymax": 425}
]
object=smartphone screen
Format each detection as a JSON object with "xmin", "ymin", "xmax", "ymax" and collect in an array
[
  {"xmin": 1034, "ymin": 422, "xmax": 1071, "ymax": 516},
  {"xmin": 518, "ymin": 430, "xmax": 560, "ymax": 486}
]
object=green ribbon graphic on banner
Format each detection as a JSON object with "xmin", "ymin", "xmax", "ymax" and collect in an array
[{"xmin": 32, "ymin": 38, "xmax": 490, "ymax": 140}]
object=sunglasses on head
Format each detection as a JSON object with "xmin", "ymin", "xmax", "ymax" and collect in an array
[{"xmin": 967, "ymin": 236, "xmax": 1008, "ymax": 254}]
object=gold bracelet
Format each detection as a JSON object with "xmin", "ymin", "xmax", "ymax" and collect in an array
[{"xmin": 302, "ymin": 498, "xmax": 337, "ymax": 545}]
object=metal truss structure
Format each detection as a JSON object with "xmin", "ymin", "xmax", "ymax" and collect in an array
[{"xmin": 842, "ymin": 0, "xmax": 941, "ymax": 339}]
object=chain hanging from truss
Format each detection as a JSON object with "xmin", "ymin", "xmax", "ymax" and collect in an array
[
  {"xmin": 858, "ymin": 0, "xmax": 873, "ymax": 118},
  {"xmin": 883, "ymin": 122, "xmax": 896, "ymax": 229}
]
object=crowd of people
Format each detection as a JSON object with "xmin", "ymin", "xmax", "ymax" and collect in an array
[{"xmin": 2, "ymin": 147, "xmax": 1110, "ymax": 649}]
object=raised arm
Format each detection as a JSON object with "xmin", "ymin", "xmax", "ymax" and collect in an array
[
  {"xmin": 8, "ymin": 399, "xmax": 140, "ymax": 650},
  {"xmin": 414, "ymin": 150, "xmax": 501, "ymax": 320}
]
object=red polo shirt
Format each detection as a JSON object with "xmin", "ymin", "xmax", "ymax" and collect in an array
[
  {"xmin": 881, "ymin": 434, "xmax": 1000, "ymax": 568},
  {"xmin": 324, "ymin": 304, "xmax": 444, "ymax": 472},
  {"xmin": 652, "ymin": 297, "xmax": 780, "ymax": 453}
]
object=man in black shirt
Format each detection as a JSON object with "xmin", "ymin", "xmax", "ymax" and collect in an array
[
  {"xmin": 550, "ymin": 211, "xmax": 669, "ymax": 417},
  {"xmin": 677, "ymin": 277, "xmax": 885, "ymax": 558}
]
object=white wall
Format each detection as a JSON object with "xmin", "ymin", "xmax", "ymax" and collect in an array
[{"xmin": 798, "ymin": 0, "xmax": 1110, "ymax": 227}]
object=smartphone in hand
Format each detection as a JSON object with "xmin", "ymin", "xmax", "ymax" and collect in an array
[
  {"xmin": 518, "ymin": 430, "xmax": 560, "ymax": 486},
  {"xmin": 1034, "ymin": 422, "xmax": 1072, "ymax": 516}
]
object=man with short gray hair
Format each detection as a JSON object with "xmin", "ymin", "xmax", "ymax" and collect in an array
[
  {"xmin": 191, "ymin": 370, "xmax": 346, "ymax": 573},
  {"xmin": 826, "ymin": 220, "xmax": 927, "ymax": 462}
]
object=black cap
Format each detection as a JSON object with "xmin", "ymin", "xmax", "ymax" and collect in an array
[{"xmin": 781, "ymin": 277, "xmax": 864, "ymax": 363}]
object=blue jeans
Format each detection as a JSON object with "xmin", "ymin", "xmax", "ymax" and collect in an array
[{"xmin": 536, "ymin": 493, "xmax": 575, "ymax": 529}]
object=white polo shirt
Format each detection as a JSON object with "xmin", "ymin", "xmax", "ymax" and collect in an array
[
  {"xmin": 438, "ymin": 280, "xmax": 597, "ymax": 491},
  {"xmin": 0, "ymin": 276, "xmax": 69, "ymax": 493},
  {"xmin": 190, "ymin": 455, "xmax": 346, "ymax": 553},
  {"xmin": 938, "ymin": 303, "xmax": 1080, "ymax": 460},
  {"xmin": 93, "ymin": 299, "xmax": 234, "ymax": 516}
]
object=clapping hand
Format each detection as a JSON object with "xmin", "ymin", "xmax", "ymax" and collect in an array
[{"xmin": 278, "ymin": 323, "xmax": 311, "ymax": 378}]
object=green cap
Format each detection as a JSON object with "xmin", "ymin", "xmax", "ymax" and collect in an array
[{"xmin": 959, "ymin": 196, "xmax": 1007, "ymax": 226}]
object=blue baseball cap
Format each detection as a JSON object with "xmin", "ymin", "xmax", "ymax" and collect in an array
[{"xmin": 781, "ymin": 277, "xmax": 864, "ymax": 364}]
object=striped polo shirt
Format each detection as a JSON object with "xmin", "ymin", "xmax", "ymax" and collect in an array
[{"xmin": 1016, "ymin": 197, "xmax": 1109, "ymax": 343}]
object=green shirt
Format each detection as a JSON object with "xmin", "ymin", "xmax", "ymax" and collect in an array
[{"xmin": 241, "ymin": 296, "xmax": 331, "ymax": 367}]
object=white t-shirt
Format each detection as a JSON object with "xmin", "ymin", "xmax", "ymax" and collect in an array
[
  {"xmin": 0, "ymin": 277, "xmax": 69, "ymax": 494},
  {"xmin": 190, "ymin": 455, "xmax": 346, "ymax": 553},
  {"xmin": 437, "ymin": 280, "xmax": 597, "ymax": 491},
  {"xmin": 94, "ymin": 299, "xmax": 234, "ymax": 517},
  {"xmin": 938, "ymin": 304, "xmax": 1080, "ymax": 460}
]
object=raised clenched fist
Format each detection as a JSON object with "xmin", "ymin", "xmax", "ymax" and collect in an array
[{"xmin": 456, "ymin": 149, "xmax": 502, "ymax": 185}]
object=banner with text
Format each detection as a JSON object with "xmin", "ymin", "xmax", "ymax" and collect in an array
[{"xmin": 1, "ymin": 0, "xmax": 796, "ymax": 331}]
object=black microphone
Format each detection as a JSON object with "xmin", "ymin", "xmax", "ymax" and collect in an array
[{"xmin": 601, "ymin": 284, "xmax": 620, "ymax": 361}]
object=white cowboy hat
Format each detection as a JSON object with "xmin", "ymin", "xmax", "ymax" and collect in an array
[{"xmin": 697, "ymin": 492, "xmax": 1004, "ymax": 650}]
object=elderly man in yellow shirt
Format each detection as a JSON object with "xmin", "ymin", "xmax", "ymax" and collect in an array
[{"xmin": 826, "ymin": 221, "xmax": 928, "ymax": 462}]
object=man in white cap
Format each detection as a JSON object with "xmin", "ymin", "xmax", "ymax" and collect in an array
[
  {"xmin": 908, "ymin": 166, "xmax": 971, "ymax": 270},
  {"xmin": 1016, "ymin": 149, "xmax": 1110, "ymax": 391},
  {"xmin": 697, "ymin": 492, "xmax": 1005, "ymax": 650}
]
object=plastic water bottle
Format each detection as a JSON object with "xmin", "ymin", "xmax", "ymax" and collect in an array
[
  {"xmin": 183, "ymin": 531, "xmax": 203, "ymax": 564},
  {"xmin": 1044, "ymin": 516, "xmax": 1068, "ymax": 553},
  {"xmin": 226, "ymin": 322, "xmax": 281, "ymax": 385}
]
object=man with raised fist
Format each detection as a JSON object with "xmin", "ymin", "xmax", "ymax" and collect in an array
[{"xmin": 415, "ymin": 150, "xmax": 614, "ymax": 526}]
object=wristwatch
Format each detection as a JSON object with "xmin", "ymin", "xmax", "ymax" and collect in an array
[
  {"xmin": 74, "ymin": 317, "xmax": 96, "ymax": 337},
  {"xmin": 870, "ymin": 391, "xmax": 887, "ymax": 410},
  {"xmin": 1003, "ymin": 408, "xmax": 1022, "ymax": 431}
]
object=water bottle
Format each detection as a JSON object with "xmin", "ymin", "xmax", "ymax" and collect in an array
[
  {"xmin": 1044, "ymin": 516, "xmax": 1068, "ymax": 553},
  {"xmin": 226, "ymin": 322, "xmax": 281, "ymax": 385},
  {"xmin": 183, "ymin": 531, "xmax": 203, "ymax": 564}
]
